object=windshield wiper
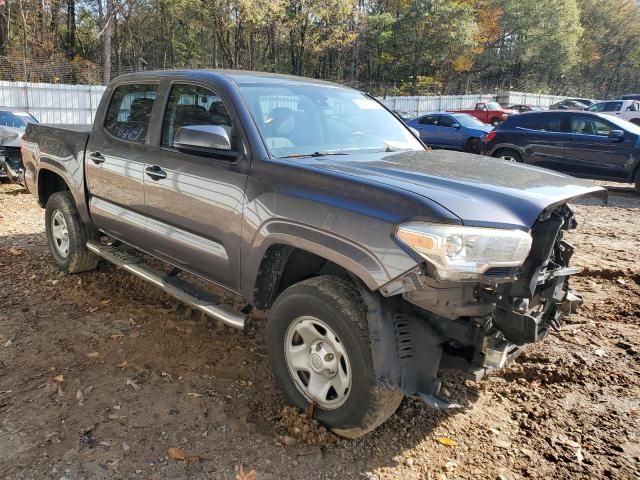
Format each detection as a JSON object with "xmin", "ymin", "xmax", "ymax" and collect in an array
[{"xmin": 280, "ymin": 151, "xmax": 350, "ymax": 159}]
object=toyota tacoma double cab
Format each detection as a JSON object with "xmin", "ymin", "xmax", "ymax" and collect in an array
[{"xmin": 21, "ymin": 70, "xmax": 604, "ymax": 438}]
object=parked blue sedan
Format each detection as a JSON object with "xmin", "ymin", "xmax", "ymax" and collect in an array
[{"xmin": 406, "ymin": 112, "xmax": 493, "ymax": 154}]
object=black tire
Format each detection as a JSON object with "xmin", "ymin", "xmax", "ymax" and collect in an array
[
  {"xmin": 465, "ymin": 137, "xmax": 483, "ymax": 154},
  {"xmin": 493, "ymin": 148, "xmax": 523, "ymax": 163},
  {"xmin": 45, "ymin": 191, "xmax": 99, "ymax": 273},
  {"xmin": 634, "ymin": 169, "xmax": 640, "ymax": 194},
  {"xmin": 266, "ymin": 276, "xmax": 403, "ymax": 439}
]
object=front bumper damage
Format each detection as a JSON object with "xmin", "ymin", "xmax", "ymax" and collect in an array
[
  {"xmin": 369, "ymin": 203, "xmax": 586, "ymax": 408},
  {"xmin": 0, "ymin": 147, "xmax": 25, "ymax": 185}
]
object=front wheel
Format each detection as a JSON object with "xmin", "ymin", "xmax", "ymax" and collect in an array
[
  {"xmin": 45, "ymin": 191, "xmax": 99, "ymax": 273},
  {"xmin": 465, "ymin": 137, "xmax": 483, "ymax": 154},
  {"xmin": 266, "ymin": 276, "xmax": 403, "ymax": 439}
]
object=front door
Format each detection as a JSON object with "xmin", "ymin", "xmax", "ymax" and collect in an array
[
  {"xmin": 142, "ymin": 82, "xmax": 248, "ymax": 291},
  {"xmin": 565, "ymin": 114, "xmax": 635, "ymax": 179},
  {"xmin": 85, "ymin": 82, "xmax": 158, "ymax": 247},
  {"xmin": 517, "ymin": 113, "xmax": 568, "ymax": 170}
]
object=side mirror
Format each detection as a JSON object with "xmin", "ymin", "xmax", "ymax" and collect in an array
[
  {"xmin": 174, "ymin": 125, "xmax": 237, "ymax": 158},
  {"xmin": 451, "ymin": 123, "xmax": 460, "ymax": 129},
  {"xmin": 608, "ymin": 129, "xmax": 625, "ymax": 140}
]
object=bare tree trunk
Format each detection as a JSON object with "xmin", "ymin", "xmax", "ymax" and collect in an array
[
  {"xmin": 102, "ymin": 0, "xmax": 112, "ymax": 85},
  {"xmin": 0, "ymin": 0, "xmax": 9, "ymax": 55},
  {"xmin": 66, "ymin": 0, "xmax": 76, "ymax": 58}
]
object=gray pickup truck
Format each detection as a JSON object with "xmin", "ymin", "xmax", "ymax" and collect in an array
[{"xmin": 21, "ymin": 70, "xmax": 604, "ymax": 438}]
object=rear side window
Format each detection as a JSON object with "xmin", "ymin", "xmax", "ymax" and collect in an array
[
  {"xmin": 161, "ymin": 84, "xmax": 234, "ymax": 148},
  {"xmin": 104, "ymin": 84, "xmax": 158, "ymax": 143},
  {"xmin": 438, "ymin": 116, "xmax": 456, "ymax": 127},
  {"xmin": 515, "ymin": 114, "xmax": 566, "ymax": 132},
  {"xmin": 418, "ymin": 115, "xmax": 438, "ymax": 125}
]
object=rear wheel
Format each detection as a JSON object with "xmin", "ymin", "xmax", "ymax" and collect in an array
[
  {"xmin": 266, "ymin": 276, "xmax": 403, "ymax": 439},
  {"xmin": 45, "ymin": 191, "xmax": 99, "ymax": 273},
  {"xmin": 465, "ymin": 137, "xmax": 483, "ymax": 154},
  {"xmin": 493, "ymin": 148, "xmax": 523, "ymax": 163},
  {"xmin": 634, "ymin": 169, "xmax": 640, "ymax": 194}
]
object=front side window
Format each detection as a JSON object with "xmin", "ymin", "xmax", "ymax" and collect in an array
[
  {"xmin": 161, "ymin": 84, "xmax": 235, "ymax": 148},
  {"xmin": 104, "ymin": 83, "xmax": 157, "ymax": 143},
  {"xmin": 571, "ymin": 115, "xmax": 613, "ymax": 136},
  {"xmin": 237, "ymin": 84, "xmax": 423, "ymax": 158},
  {"xmin": 438, "ymin": 116, "xmax": 456, "ymax": 128}
]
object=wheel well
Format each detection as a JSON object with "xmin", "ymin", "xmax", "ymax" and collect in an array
[
  {"xmin": 253, "ymin": 245, "xmax": 353, "ymax": 310},
  {"xmin": 630, "ymin": 118, "xmax": 640, "ymax": 126},
  {"xmin": 38, "ymin": 170, "xmax": 69, "ymax": 207}
]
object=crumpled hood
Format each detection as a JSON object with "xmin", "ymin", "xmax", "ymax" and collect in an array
[{"xmin": 298, "ymin": 150, "xmax": 606, "ymax": 229}]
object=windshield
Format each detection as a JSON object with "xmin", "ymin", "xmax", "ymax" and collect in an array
[
  {"xmin": 486, "ymin": 102, "xmax": 502, "ymax": 111},
  {"xmin": 453, "ymin": 113, "xmax": 487, "ymax": 128},
  {"xmin": 0, "ymin": 111, "xmax": 38, "ymax": 129},
  {"xmin": 238, "ymin": 84, "xmax": 424, "ymax": 158},
  {"xmin": 604, "ymin": 114, "xmax": 640, "ymax": 135},
  {"xmin": 588, "ymin": 102, "xmax": 622, "ymax": 112}
]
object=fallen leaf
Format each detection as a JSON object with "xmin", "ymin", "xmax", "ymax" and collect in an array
[
  {"xmin": 76, "ymin": 389, "xmax": 84, "ymax": 400},
  {"xmin": 236, "ymin": 465, "xmax": 257, "ymax": 480},
  {"xmin": 436, "ymin": 437, "xmax": 458, "ymax": 446},
  {"xmin": 126, "ymin": 378, "xmax": 140, "ymax": 390},
  {"xmin": 594, "ymin": 348, "xmax": 606, "ymax": 357},
  {"xmin": 186, "ymin": 392, "xmax": 203, "ymax": 397},
  {"xmin": 87, "ymin": 352, "xmax": 100, "ymax": 358},
  {"xmin": 3, "ymin": 338, "xmax": 13, "ymax": 347},
  {"xmin": 304, "ymin": 400, "xmax": 316, "ymax": 418},
  {"xmin": 8, "ymin": 247, "xmax": 23, "ymax": 255},
  {"xmin": 116, "ymin": 360, "xmax": 129, "ymax": 369},
  {"xmin": 100, "ymin": 299, "xmax": 111, "ymax": 305},
  {"xmin": 53, "ymin": 374, "xmax": 64, "ymax": 383},
  {"xmin": 168, "ymin": 447, "xmax": 186, "ymax": 460}
]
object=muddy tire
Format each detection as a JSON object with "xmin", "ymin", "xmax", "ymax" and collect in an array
[
  {"xmin": 266, "ymin": 275, "xmax": 403, "ymax": 439},
  {"xmin": 493, "ymin": 148, "xmax": 523, "ymax": 163},
  {"xmin": 45, "ymin": 191, "xmax": 99, "ymax": 273}
]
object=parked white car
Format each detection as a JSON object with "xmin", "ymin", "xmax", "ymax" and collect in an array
[{"xmin": 587, "ymin": 100, "xmax": 640, "ymax": 125}]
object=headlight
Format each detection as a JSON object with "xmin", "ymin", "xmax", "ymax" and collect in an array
[{"xmin": 396, "ymin": 223, "xmax": 532, "ymax": 281}]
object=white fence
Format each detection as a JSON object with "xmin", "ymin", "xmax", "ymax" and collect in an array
[
  {"xmin": 0, "ymin": 81, "xmax": 106, "ymax": 124},
  {"xmin": 0, "ymin": 80, "xmax": 577, "ymax": 124},
  {"xmin": 376, "ymin": 91, "xmax": 571, "ymax": 116}
]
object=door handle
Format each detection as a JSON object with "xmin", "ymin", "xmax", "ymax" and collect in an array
[
  {"xmin": 88, "ymin": 151, "xmax": 105, "ymax": 164},
  {"xmin": 145, "ymin": 165, "xmax": 167, "ymax": 180}
]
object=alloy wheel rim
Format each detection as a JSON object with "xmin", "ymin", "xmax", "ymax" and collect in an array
[
  {"xmin": 284, "ymin": 316, "xmax": 352, "ymax": 410},
  {"xmin": 51, "ymin": 210, "xmax": 70, "ymax": 258}
]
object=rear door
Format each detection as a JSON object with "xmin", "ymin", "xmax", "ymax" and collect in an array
[
  {"xmin": 413, "ymin": 115, "xmax": 443, "ymax": 147},
  {"xmin": 141, "ymin": 81, "xmax": 249, "ymax": 291},
  {"xmin": 516, "ymin": 113, "xmax": 569, "ymax": 170},
  {"xmin": 565, "ymin": 113, "xmax": 635, "ymax": 179},
  {"xmin": 86, "ymin": 82, "xmax": 158, "ymax": 248}
]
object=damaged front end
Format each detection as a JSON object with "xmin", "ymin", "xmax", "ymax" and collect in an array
[{"xmin": 369, "ymin": 202, "xmax": 591, "ymax": 408}]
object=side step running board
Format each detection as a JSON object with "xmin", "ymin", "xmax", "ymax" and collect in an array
[{"xmin": 86, "ymin": 241, "xmax": 247, "ymax": 331}]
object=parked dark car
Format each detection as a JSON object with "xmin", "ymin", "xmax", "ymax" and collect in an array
[
  {"xmin": 406, "ymin": 112, "xmax": 492, "ymax": 153},
  {"xmin": 0, "ymin": 107, "xmax": 38, "ymax": 184},
  {"xmin": 21, "ymin": 70, "xmax": 603, "ymax": 438},
  {"xmin": 507, "ymin": 104, "xmax": 543, "ymax": 113},
  {"xmin": 392, "ymin": 110, "xmax": 415, "ymax": 122},
  {"xmin": 621, "ymin": 94, "xmax": 640, "ymax": 101},
  {"xmin": 548, "ymin": 99, "xmax": 592, "ymax": 110},
  {"xmin": 485, "ymin": 110, "xmax": 640, "ymax": 191}
]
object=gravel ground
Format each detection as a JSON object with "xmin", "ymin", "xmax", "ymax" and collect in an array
[{"xmin": 0, "ymin": 180, "xmax": 639, "ymax": 480}]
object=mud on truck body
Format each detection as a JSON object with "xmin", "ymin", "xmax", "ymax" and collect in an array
[{"xmin": 20, "ymin": 70, "xmax": 605, "ymax": 438}]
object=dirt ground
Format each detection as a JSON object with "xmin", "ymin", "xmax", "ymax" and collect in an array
[{"xmin": 0, "ymin": 180, "xmax": 639, "ymax": 480}]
